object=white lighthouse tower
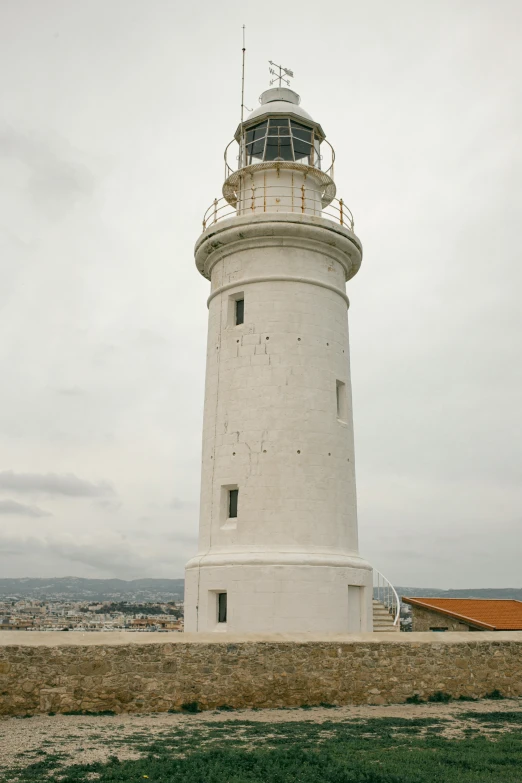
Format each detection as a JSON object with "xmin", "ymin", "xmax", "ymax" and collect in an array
[{"xmin": 184, "ymin": 72, "xmax": 374, "ymax": 633}]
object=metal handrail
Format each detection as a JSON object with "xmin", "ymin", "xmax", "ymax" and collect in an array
[
  {"xmin": 202, "ymin": 188, "xmax": 354, "ymax": 231},
  {"xmin": 373, "ymin": 569, "xmax": 401, "ymax": 627}
]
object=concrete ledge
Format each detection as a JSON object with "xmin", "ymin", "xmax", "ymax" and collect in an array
[
  {"xmin": 2, "ymin": 631, "xmax": 522, "ymax": 647},
  {"xmin": 1, "ymin": 632, "xmax": 522, "ymax": 715}
]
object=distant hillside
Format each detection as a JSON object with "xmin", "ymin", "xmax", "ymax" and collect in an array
[
  {"xmin": 397, "ymin": 586, "xmax": 522, "ymax": 601},
  {"xmin": 2, "ymin": 578, "xmax": 520, "ymax": 603},
  {"xmin": 0, "ymin": 577, "xmax": 184, "ymax": 602}
]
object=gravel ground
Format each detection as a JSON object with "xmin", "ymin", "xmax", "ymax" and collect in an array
[{"xmin": 1, "ymin": 699, "xmax": 522, "ymax": 770}]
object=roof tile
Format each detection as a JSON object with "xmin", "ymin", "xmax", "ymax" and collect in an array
[{"xmin": 403, "ymin": 598, "xmax": 522, "ymax": 630}]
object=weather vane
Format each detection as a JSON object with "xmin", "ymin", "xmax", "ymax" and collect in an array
[{"xmin": 269, "ymin": 60, "xmax": 294, "ymax": 88}]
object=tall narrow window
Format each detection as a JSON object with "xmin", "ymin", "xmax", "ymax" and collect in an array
[
  {"xmin": 229, "ymin": 488, "xmax": 239, "ymax": 519},
  {"xmin": 218, "ymin": 592, "xmax": 227, "ymax": 623},
  {"xmin": 228, "ymin": 292, "xmax": 244, "ymax": 328},
  {"xmin": 336, "ymin": 380, "xmax": 347, "ymax": 421},
  {"xmin": 235, "ymin": 298, "xmax": 244, "ymax": 325},
  {"xmin": 347, "ymin": 585, "xmax": 362, "ymax": 632}
]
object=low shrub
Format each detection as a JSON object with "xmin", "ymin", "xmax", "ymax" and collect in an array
[
  {"xmin": 181, "ymin": 701, "xmax": 201, "ymax": 713},
  {"xmin": 405, "ymin": 694, "xmax": 424, "ymax": 704},
  {"xmin": 427, "ymin": 691, "xmax": 452, "ymax": 703},
  {"xmin": 62, "ymin": 709, "xmax": 116, "ymax": 716},
  {"xmin": 484, "ymin": 689, "xmax": 505, "ymax": 700}
]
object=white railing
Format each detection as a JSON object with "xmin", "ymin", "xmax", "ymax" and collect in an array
[
  {"xmin": 373, "ymin": 569, "xmax": 400, "ymax": 628},
  {"xmin": 202, "ymin": 190, "xmax": 354, "ymax": 231}
]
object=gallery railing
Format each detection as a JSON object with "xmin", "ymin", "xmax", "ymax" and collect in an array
[{"xmin": 202, "ymin": 186, "xmax": 354, "ymax": 231}]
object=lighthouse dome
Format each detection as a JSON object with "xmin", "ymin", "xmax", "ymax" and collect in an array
[{"xmin": 246, "ymin": 87, "xmax": 316, "ymax": 125}]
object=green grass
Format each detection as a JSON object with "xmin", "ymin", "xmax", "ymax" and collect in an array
[
  {"xmin": 5, "ymin": 711, "xmax": 522, "ymax": 783},
  {"xmin": 462, "ymin": 710, "xmax": 522, "ymax": 725}
]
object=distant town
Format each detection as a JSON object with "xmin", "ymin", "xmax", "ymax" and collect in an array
[
  {"xmin": 0, "ymin": 598, "xmax": 184, "ymax": 633},
  {"xmin": 0, "ymin": 577, "xmax": 185, "ymax": 633},
  {"xmin": 1, "ymin": 578, "xmax": 520, "ymax": 634}
]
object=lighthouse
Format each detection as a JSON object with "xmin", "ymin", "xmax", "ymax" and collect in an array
[{"xmin": 184, "ymin": 72, "xmax": 374, "ymax": 633}]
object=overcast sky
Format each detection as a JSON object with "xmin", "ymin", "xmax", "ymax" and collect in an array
[{"xmin": 0, "ymin": 0, "xmax": 520, "ymax": 588}]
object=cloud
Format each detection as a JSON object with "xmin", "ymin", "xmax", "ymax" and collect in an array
[
  {"xmin": 0, "ymin": 471, "xmax": 115, "ymax": 498},
  {"xmin": 168, "ymin": 497, "xmax": 187, "ymax": 510},
  {"xmin": 94, "ymin": 498, "xmax": 122, "ymax": 512},
  {"xmin": 0, "ymin": 532, "xmax": 191, "ymax": 580},
  {"xmin": 0, "ymin": 1, "xmax": 520, "ymax": 589},
  {"xmin": 54, "ymin": 386, "xmax": 85, "ymax": 397},
  {"xmin": 0, "ymin": 499, "xmax": 51, "ymax": 518},
  {"xmin": 0, "ymin": 126, "xmax": 95, "ymax": 214}
]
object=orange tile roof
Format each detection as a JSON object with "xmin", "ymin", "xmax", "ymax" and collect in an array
[{"xmin": 402, "ymin": 598, "xmax": 522, "ymax": 630}]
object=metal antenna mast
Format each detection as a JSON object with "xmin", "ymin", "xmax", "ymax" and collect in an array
[
  {"xmin": 241, "ymin": 25, "xmax": 246, "ymax": 126},
  {"xmin": 239, "ymin": 26, "xmax": 252, "ymax": 169}
]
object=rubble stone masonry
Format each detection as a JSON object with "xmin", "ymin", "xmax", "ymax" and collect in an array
[
  {"xmin": 1, "ymin": 631, "xmax": 522, "ymax": 716},
  {"xmin": 410, "ymin": 605, "xmax": 476, "ymax": 632}
]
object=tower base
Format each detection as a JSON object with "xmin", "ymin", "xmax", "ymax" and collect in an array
[{"xmin": 184, "ymin": 552, "xmax": 373, "ymax": 633}]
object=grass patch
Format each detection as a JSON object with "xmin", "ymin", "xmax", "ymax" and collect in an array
[
  {"xmin": 462, "ymin": 710, "xmax": 522, "ymax": 725},
  {"xmin": 7, "ymin": 710, "xmax": 522, "ymax": 782}
]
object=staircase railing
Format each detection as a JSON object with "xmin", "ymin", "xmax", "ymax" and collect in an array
[{"xmin": 373, "ymin": 569, "xmax": 400, "ymax": 628}]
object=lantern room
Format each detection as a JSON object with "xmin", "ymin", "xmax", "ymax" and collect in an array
[
  {"xmin": 239, "ymin": 87, "xmax": 324, "ymax": 168},
  {"xmin": 243, "ymin": 117, "xmax": 321, "ymax": 167},
  {"xmin": 223, "ymin": 87, "xmax": 337, "ymax": 217}
]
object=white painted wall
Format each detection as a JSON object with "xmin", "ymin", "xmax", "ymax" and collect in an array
[
  {"xmin": 236, "ymin": 167, "xmax": 324, "ymax": 217},
  {"xmin": 185, "ymin": 212, "xmax": 373, "ymax": 633}
]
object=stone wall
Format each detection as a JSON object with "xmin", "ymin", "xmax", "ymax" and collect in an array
[
  {"xmin": 1, "ymin": 631, "xmax": 522, "ymax": 716},
  {"xmin": 410, "ymin": 605, "xmax": 475, "ymax": 632}
]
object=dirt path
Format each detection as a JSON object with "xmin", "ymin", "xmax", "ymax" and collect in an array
[{"xmin": 1, "ymin": 699, "xmax": 521, "ymax": 770}]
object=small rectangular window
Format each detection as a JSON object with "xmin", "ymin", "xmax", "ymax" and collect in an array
[
  {"xmin": 235, "ymin": 299, "xmax": 244, "ymax": 325},
  {"xmin": 228, "ymin": 292, "xmax": 245, "ymax": 329},
  {"xmin": 336, "ymin": 380, "xmax": 347, "ymax": 421},
  {"xmin": 430, "ymin": 627, "xmax": 448, "ymax": 632},
  {"xmin": 218, "ymin": 592, "xmax": 227, "ymax": 623},
  {"xmin": 229, "ymin": 488, "xmax": 238, "ymax": 519}
]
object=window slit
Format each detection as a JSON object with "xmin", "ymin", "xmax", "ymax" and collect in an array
[
  {"xmin": 229, "ymin": 489, "xmax": 238, "ymax": 519},
  {"xmin": 218, "ymin": 592, "xmax": 227, "ymax": 623},
  {"xmin": 235, "ymin": 299, "xmax": 244, "ymax": 325}
]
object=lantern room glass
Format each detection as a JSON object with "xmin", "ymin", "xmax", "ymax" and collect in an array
[{"xmin": 243, "ymin": 119, "xmax": 321, "ymax": 169}]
